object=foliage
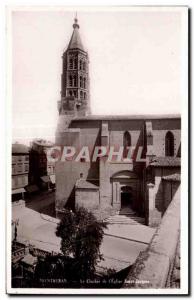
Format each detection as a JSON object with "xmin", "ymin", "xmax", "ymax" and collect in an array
[{"xmin": 56, "ymin": 207, "xmax": 107, "ymax": 280}]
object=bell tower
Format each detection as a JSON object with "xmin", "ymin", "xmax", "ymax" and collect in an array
[{"xmin": 58, "ymin": 16, "xmax": 90, "ymax": 121}]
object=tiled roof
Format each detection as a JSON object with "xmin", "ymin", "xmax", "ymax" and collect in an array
[
  {"xmin": 162, "ymin": 173, "xmax": 181, "ymax": 182},
  {"xmin": 149, "ymin": 157, "xmax": 181, "ymax": 167},
  {"xmin": 12, "ymin": 143, "xmax": 29, "ymax": 154},
  {"xmin": 76, "ymin": 179, "xmax": 99, "ymax": 189}
]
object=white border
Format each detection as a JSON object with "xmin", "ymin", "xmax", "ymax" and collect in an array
[{"xmin": 5, "ymin": 5, "xmax": 189, "ymax": 296}]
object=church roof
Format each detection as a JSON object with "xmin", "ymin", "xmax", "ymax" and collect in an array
[
  {"xmin": 73, "ymin": 114, "xmax": 181, "ymax": 121},
  {"xmin": 149, "ymin": 157, "xmax": 181, "ymax": 167},
  {"xmin": 68, "ymin": 17, "xmax": 85, "ymax": 51}
]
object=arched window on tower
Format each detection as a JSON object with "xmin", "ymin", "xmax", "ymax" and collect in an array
[
  {"xmin": 69, "ymin": 75, "xmax": 73, "ymax": 87},
  {"xmin": 69, "ymin": 58, "xmax": 73, "ymax": 69},
  {"xmin": 79, "ymin": 60, "xmax": 82, "ymax": 70},
  {"xmin": 83, "ymin": 78, "xmax": 86, "ymax": 89},
  {"xmin": 165, "ymin": 131, "xmax": 174, "ymax": 156},
  {"xmin": 123, "ymin": 131, "xmax": 131, "ymax": 159},
  {"xmin": 74, "ymin": 58, "xmax": 77, "ymax": 69},
  {"xmin": 73, "ymin": 75, "xmax": 77, "ymax": 87},
  {"xmin": 80, "ymin": 76, "xmax": 83, "ymax": 88}
]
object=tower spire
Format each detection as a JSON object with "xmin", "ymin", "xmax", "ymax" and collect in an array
[
  {"xmin": 68, "ymin": 13, "xmax": 84, "ymax": 51},
  {"xmin": 73, "ymin": 12, "xmax": 79, "ymax": 29}
]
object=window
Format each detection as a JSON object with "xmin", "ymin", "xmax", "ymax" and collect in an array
[
  {"xmin": 79, "ymin": 60, "xmax": 82, "ymax": 70},
  {"xmin": 17, "ymin": 163, "xmax": 23, "ymax": 173},
  {"xmin": 73, "ymin": 75, "xmax": 77, "ymax": 87},
  {"xmin": 83, "ymin": 61, "xmax": 86, "ymax": 71},
  {"xmin": 69, "ymin": 90, "xmax": 73, "ymax": 96},
  {"xmin": 69, "ymin": 58, "xmax": 73, "ymax": 69},
  {"xmin": 74, "ymin": 58, "xmax": 77, "ymax": 69},
  {"xmin": 165, "ymin": 131, "xmax": 174, "ymax": 156},
  {"xmin": 13, "ymin": 177, "xmax": 18, "ymax": 188},
  {"xmin": 24, "ymin": 164, "xmax": 29, "ymax": 172},
  {"xmin": 24, "ymin": 175, "xmax": 28, "ymax": 185},
  {"xmin": 12, "ymin": 164, "xmax": 16, "ymax": 174},
  {"xmin": 73, "ymin": 90, "xmax": 77, "ymax": 97},
  {"xmin": 17, "ymin": 176, "xmax": 23, "ymax": 187},
  {"xmin": 84, "ymin": 92, "xmax": 86, "ymax": 100},
  {"xmin": 69, "ymin": 75, "xmax": 73, "ymax": 87},
  {"xmin": 80, "ymin": 91, "xmax": 83, "ymax": 99},
  {"xmin": 83, "ymin": 78, "xmax": 86, "ymax": 89},
  {"xmin": 80, "ymin": 76, "xmax": 83, "ymax": 88},
  {"xmin": 123, "ymin": 131, "xmax": 131, "ymax": 159}
]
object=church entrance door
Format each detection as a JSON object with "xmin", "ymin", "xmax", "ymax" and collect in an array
[
  {"xmin": 120, "ymin": 185, "xmax": 135, "ymax": 214},
  {"xmin": 120, "ymin": 186, "xmax": 133, "ymax": 208}
]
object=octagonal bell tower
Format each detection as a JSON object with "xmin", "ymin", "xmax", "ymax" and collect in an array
[{"xmin": 58, "ymin": 16, "xmax": 90, "ymax": 124}]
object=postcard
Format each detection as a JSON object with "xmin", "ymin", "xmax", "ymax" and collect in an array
[{"xmin": 7, "ymin": 6, "xmax": 189, "ymax": 295}]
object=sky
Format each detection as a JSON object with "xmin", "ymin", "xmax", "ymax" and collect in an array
[{"xmin": 11, "ymin": 7, "xmax": 186, "ymax": 145}]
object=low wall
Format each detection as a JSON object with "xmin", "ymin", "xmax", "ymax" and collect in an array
[{"xmin": 123, "ymin": 195, "xmax": 180, "ymax": 288}]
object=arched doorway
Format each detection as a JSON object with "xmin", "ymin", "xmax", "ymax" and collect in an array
[
  {"xmin": 111, "ymin": 170, "xmax": 141, "ymax": 213},
  {"xmin": 120, "ymin": 186, "xmax": 133, "ymax": 208}
]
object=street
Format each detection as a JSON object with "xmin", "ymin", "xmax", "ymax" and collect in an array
[{"xmin": 25, "ymin": 191, "xmax": 56, "ymax": 218}]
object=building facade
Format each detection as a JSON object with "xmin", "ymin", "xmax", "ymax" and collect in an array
[
  {"xmin": 29, "ymin": 139, "xmax": 56, "ymax": 190},
  {"xmin": 12, "ymin": 143, "xmax": 30, "ymax": 200},
  {"xmin": 55, "ymin": 18, "xmax": 181, "ymax": 226}
]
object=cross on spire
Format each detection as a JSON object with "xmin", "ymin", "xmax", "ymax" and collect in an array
[{"xmin": 73, "ymin": 12, "xmax": 79, "ymax": 29}]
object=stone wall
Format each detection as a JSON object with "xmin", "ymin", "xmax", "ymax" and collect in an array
[
  {"xmin": 145, "ymin": 167, "xmax": 180, "ymax": 226},
  {"xmin": 152, "ymin": 119, "xmax": 181, "ymax": 157},
  {"xmin": 75, "ymin": 187, "xmax": 100, "ymax": 211},
  {"xmin": 123, "ymin": 195, "xmax": 180, "ymax": 289}
]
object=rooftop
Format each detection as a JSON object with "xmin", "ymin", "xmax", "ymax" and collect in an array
[
  {"xmin": 21, "ymin": 253, "xmax": 37, "ymax": 266},
  {"xmin": 12, "ymin": 143, "xmax": 29, "ymax": 154},
  {"xmin": 149, "ymin": 156, "xmax": 181, "ymax": 167},
  {"xmin": 67, "ymin": 17, "xmax": 85, "ymax": 52},
  {"xmin": 162, "ymin": 173, "xmax": 181, "ymax": 182},
  {"xmin": 73, "ymin": 114, "xmax": 181, "ymax": 122},
  {"xmin": 32, "ymin": 138, "xmax": 54, "ymax": 147},
  {"xmin": 76, "ymin": 179, "xmax": 99, "ymax": 189}
]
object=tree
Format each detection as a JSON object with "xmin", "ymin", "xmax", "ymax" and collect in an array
[{"xmin": 56, "ymin": 207, "xmax": 107, "ymax": 281}]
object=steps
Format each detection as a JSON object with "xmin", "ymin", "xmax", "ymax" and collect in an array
[{"xmin": 105, "ymin": 214, "xmax": 145, "ymax": 225}]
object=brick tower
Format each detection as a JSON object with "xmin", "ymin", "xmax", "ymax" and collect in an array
[{"xmin": 57, "ymin": 16, "xmax": 90, "ymax": 125}]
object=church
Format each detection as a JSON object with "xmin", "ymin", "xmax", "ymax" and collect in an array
[{"xmin": 55, "ymin": 17, "xmax": 181, "ymax": 227}]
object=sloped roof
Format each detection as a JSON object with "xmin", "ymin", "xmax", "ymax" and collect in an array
[
  {"xmin": 162, "ymin": 173, "xmax": 181, "ymax": 182},
  {"xmin": 12, "ymin": 143, "xmax": 29, "ymax": 154},
  {"xmin": 21, "ymin": 254, "xmax": 37, "ymax": 266},
  {"xmin": 149, "ymin": 157, "xmax": 181, "ymax": 167},
  {"xmin": 73, "ymin": 114, "xmax": 181, "ymax": 121},
  {"xmin": 68, "ymin": 19, "xmax": 85, "ymax": 51},
  {"xmin": 75, "ymin": 179, "xmax": 99, "ymax": 189}
]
